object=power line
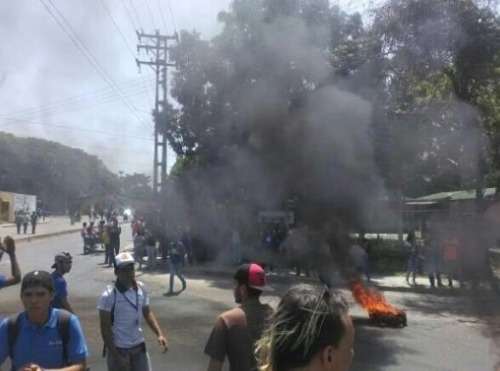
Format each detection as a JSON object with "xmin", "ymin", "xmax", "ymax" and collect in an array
[
  {"xmin": 128, "ymin": 0, "xmax": 143, "ymax": 29},
  {"xmin": 4, "ymin": 78, "xmax": 154, "ymax": 121},
  {"xmin": 121, "ymin": 0, "xmax": 138, "ymax": 30},
  {"xmin": 99, "ymin": 0, "xmax": 136, "ymax": 58},
  {"xmin": 166, "ymin": 0, "xmax": 177, "ymax": 33},
  {"xmin": 0, "ymin": 117, "xmax": 153, "ymax": 141},
  {"xmin": 39, "ymin": 0, "xmax": 153, "ymax": 130},
  {"xmin": 156, "ymin": 0, "xmax": 168, "ymax": 34},
  {"xmin": 145, "ymin": 0, "xmax": 158, "ymax": 30}
]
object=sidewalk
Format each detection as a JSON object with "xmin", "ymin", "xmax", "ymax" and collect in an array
[
  {"xmin": 0, "ymin": 216, "xmax": 82, "ymax": 242},
  {"xmin": 1, "ymin": 218, "xmax": 494, "ymax": 293}
]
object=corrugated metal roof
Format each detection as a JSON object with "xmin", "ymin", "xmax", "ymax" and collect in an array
[{"xmin": 411, "ymin": 188, "xmax": 497, "ymax": 202}]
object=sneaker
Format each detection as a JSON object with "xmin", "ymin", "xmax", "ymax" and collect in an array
[{"xmin": 164, "ymin": 291, "xmax": 174, "ymax": 297}]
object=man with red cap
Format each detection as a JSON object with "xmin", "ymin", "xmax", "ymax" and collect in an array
[{"xmin": 204, "ymin": 263, "xmax": 274, "ymax": 371}]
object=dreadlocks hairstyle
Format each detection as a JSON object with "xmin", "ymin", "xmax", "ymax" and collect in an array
[{"xmin": 255, "ymin": 284, "xmax": 348, "ymax": 371}]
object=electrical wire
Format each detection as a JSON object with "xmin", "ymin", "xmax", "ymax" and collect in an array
[
  {"xmin": 99, "ymin": 0, "xmax": 136, "ymax": 58},
  {"xmin": 166, "ymin": 0, "xmax": 177, "ymax": 33},
  {"xmin": 128, "ymin": 0, "xmax": 143, "ymax": 29},
  {"xmin": 156, "ymin": 0, "xmax": 168, "ymax": 34},
  {"xmin": 39, "ymin": 0, "xmax": 153, "ymax": 130},
  {"xmin": 121, "ymin": 0, "xmax": 138, "ymax": 31},
  {"xmin": 0, "ymin": 117, "xmax": 153, "ymax": 141},
  {"xmin": 4, "ymin": 78, "xmax": 154, "ymax": 120},
  {"xmin": 145, "ymin": 0, "xmax": 158, "ymax": 30}
]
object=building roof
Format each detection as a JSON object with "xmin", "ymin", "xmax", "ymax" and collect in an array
[{"xmin": 411, "ymin": 188, "xmax": 497, "ymax": 202}]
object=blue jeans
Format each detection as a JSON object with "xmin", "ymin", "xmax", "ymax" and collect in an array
[{"xmin": 168, "ymin": 261, "xmax": 186, "ymax": 292}]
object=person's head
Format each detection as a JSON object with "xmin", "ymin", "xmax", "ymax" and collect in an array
[
  {"xmin": 114, "ymin": 252, "xmax": 135, "ymax": 286},
  {"xmin": 256, "ymin": 284, "xmax": 355, "ymax": 371},
  {"xmin": 51, "ymin": 252, "xmax": 73, "ymax": 274},
  {"xmin": 20, "ymin": 270, "xmax": 55, "ymax": 320},
  {"xmin": 233, "ymin": 263, "xmax": 274, "ymax": 304},
  {"xmin": 406, "ymin": 233, "xmax": 415, "ymax": 243},
  {"xmin": 82, "ymin": 222, "xmax": 87, "ymax": 228}
]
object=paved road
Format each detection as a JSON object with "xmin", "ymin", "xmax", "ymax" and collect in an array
[{"xmin": 1, "ymin": 228, "xmax": 499, "ymax": 371}]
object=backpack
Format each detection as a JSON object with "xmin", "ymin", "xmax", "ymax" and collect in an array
[{"xmin": 7, "ymin": 309, "xmax": 72, "ymax": 367}]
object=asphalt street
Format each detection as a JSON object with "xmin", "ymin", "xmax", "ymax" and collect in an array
[{"xmin": 1, "ymin": 226, "xmax": 499, "ymax": 371}]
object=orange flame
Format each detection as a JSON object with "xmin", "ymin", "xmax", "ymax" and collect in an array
[{"xmin": 349, "ymin": 278, "xmax": 401, "ymax": 316}]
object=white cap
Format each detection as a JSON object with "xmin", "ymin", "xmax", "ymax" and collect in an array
[{"xmin": 114, "ymin": 252, "xmax": 135, "ymax": 268}]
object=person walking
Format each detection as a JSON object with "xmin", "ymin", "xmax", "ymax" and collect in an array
[
  {"xmin": 98, "ymin": 252, "xmax": 169, "ymax": 371},
  {"xmin": 0, "ymin": 270, "xmax": 88, "ymax": 370},
  {"xmin": 165, "ymin": 238, "xmax": 186, "ymax": 296},
  {"xmin": 51, "ymin": 252, "xmax": 75, "ymax": 313},
  {"xmin": 0, "ymin": 236, "xmax": 22, "ymax": 297},
  {"xmin": 255, "ymin": 284, "xmax": 354, "ymax": 371},
  {"xmin": 204, "ymin": 263, "xmax": 274, "ymax": 371},
  {"xmin": 404, "ymin": 233, "xmax": 419, "ymax": 285}
]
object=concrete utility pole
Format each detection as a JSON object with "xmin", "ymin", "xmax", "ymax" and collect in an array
[{"xmin": 136, "ymin": 30, "xmax": 177, "ymax": 195}]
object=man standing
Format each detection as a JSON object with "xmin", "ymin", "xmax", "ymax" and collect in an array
[
  {"xmin": 98, "ymin": 252, "xmax": 169, "ymax": 370},
  {"xmin": 108, "ymin": 218, "xmax": 122, "ymax": 267},
  {"xmin": 51, "ymin": 252, "xmax": 74, "ymax": 313},
  {"xmin": 30, "ymin": 211, "xmax": 38, "ymax": 234},
  {"xmin": 0, "ymin": 236, "xmax": 21, "ymax": 293},
  {"xmin": 204, "ymin": 263, "xmax": 274, "ymax": 371},
  {"xmin": 0, "ymin": 270, "xmax": 88, "ymax": 370}
]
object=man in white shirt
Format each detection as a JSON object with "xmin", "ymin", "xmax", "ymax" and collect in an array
[{"xmin": 98, "ymin": 252, "xmax": 169, "ymax": 370}]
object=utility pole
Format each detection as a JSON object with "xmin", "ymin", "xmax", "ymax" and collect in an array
[{"xmin": 136, "ymin": 30, "xmax": 177, "ymax": 195}]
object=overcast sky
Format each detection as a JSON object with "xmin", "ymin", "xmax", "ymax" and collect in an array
[{"xmin": 0, "ymin": 0, "xmax": 371, "ymax": 177}]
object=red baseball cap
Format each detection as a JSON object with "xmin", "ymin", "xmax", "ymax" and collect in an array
[{"xmin": 234, "ymin": 263, "xmax": 274, "ymax": 292}]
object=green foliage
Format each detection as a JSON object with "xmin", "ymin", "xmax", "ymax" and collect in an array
[{"xmin": 0, "ymin": 132, "xmax": 119, "ymax": 211}]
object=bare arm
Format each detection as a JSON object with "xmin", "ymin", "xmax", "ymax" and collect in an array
[
  {"xmin": 2, "ymin": 236, "xmax": 21, "ymax": 287},
  {"xmin": 142, "ymin": 306, "xmax": 169, "ymax": 352},
  {"xmin": 60, "ymin": 297, "xmax": 74, "ymax": 314},
  {"xmin": 99, "ymin": 310, "xmax": 118, "ymax": 356}
]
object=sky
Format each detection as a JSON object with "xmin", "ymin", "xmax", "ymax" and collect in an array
[{"xmin": 0, "ymin": 0, "xmax": 374, "ymax": 177}]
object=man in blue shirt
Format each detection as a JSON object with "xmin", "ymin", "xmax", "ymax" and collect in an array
[
  {"xmin": 0, "ymin": 270, "xmax": 88, "ymax": 370},
  {"xmin": 51, "ymin": 252, "xmax": 74, "ymax": 313}
]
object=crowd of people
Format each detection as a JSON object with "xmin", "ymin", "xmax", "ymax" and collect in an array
[{"xmin": 0, "ymin": 233, "xmax": 356, "ymax": 371}]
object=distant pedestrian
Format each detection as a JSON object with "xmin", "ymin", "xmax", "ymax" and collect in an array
[
  {"xmin": 30, "ymin": 211, "xmax": 38, "ymax": 234},
  {"xmin": 165, "ymin": 238, "xmax": 186, "ymax": 295},
  {"xmin": 145, "ymin": 233, "xmax": 157, "ymax": 271},
  {"xmin": 425, "ymin": 229, "xmax": 443, "ymax": 288},
  {"xmin": 441, "ymin": 232, "xmax": 461, "ymax": 287},
  {"xmin": 404, "ymin": 233, "xmax": 419, "ymax": 285},
  {"xmin": 50, "ymin": 252, "xmax": 74, "ymax": 313},
  {"xmin": 108, "ymin": 218, "xmax": 122, "ymax": 267},
  {"xmin": 204, "ymin": 263, "xmax": 274, "ymax": 371},
  {"xmin": 98, "ymin": 252, "xmax": 169, "ymax": 371},
  {"xmin": 255, "ymin": 284, "xmax": 354, "ymax": 371},
  {"xmin": 22, "ymin": 213, "xmax": 29, "ymax": 234},
  {"xmin": 0, "ymin": 270, "xmax": 88, "ymax": 370},
  {"xmin": 15, "ymin": 212, "xmax": 22, "ymax": 234},
  {"xmin": 133, "ymin": 230, "xmax": 145, "ymax": 268}
]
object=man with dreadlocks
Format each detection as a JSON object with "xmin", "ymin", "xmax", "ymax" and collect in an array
[
  {"xmin": 204, "ymin": 263, "xmax": 274, "ymax": 371},
  {"xmin": 255, "ymin": 284, "xmax": 355, "ymax": 371}
]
